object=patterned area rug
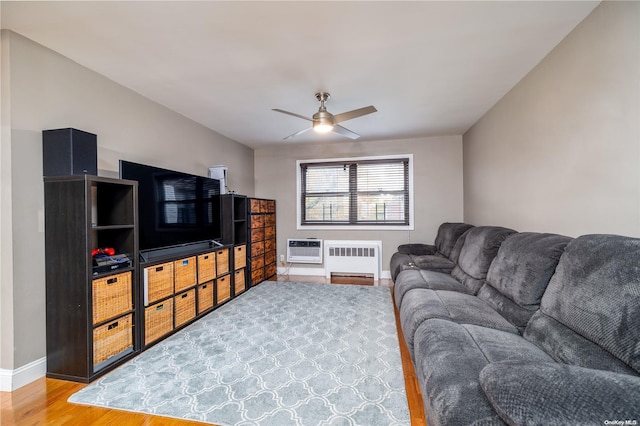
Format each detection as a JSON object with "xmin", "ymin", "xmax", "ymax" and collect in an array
[{"xmin": 69, "ymin": 281, "xmax": 410, "ymax": 425}]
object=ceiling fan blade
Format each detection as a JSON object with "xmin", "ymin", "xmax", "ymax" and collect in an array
[
  {"xmin": 333, "ymin": 105, "xmax": 377, "ymax": 124},
  {"xmin": 283, "ymin": 127, "xmax": 312, "ymax": 140},
  {"xmin": 272, "ymin": 109, "xmax": 313, "ymax": 122},
  {"xmin": 332, "ymin": 125, "xmax": 360, "ymax": 139}
]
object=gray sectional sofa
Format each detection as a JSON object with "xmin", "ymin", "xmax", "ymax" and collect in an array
[{"xmin": 392, "ymin": 225, "xmax": 640, "ymax": 425}]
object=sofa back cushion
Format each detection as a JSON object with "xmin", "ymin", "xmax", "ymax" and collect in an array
[
  {"xmin": 450, "ymin": 226, "xmax": 517, "ymax": 294},
  {"xmin": 524, "ymin": 234, "xmax": 640, "ymax": 375},
  {"xmin": 434, "ymin": 222, "xmax": 475, "ymax": 261},
  {"xmin": 478, "ymin": 233, "xmax": 572, "ymax": 332}
]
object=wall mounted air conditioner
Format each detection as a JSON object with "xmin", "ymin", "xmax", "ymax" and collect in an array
[{"xmin": 287, "ymin": 239, "xmax": 323, "ymax": 264}]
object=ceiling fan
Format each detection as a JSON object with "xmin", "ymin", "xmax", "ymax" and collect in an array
[{"xmin": 273, "ymin": 92, "xmax": 377, "ymax": 140}]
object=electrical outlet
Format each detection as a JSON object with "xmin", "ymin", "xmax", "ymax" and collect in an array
[{"xmin": 280, "ymin": 254, "xmax": 285, "ymax": 262}]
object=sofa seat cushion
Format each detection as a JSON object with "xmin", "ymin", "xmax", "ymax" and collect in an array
[
  {"xmin": 480, "ymin": 361, "xmax": 640, "ymax": 426},
  {"xmin": 400, "ymin": 289, "xmax": 519, "ymax": 359},
  {"xmin": 393, "ymin": 269, "xmax": 472, "ymax": 309},
  {"xmin": 413, "ymin": 319, "xmax": 553, "ymax": 426}
]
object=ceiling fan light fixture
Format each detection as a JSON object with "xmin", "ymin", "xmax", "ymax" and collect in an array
[{"xmin": 312, "ymin": 110, "xmax": 335, "ymax": 133}]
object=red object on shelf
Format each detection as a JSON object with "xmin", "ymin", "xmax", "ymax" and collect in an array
[{"xmin": 92, "ymin": 247, "xmax": 115, "ymax": 257}]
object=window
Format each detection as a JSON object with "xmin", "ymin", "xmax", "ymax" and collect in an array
[{"xmin": 297, "ymin": 155, "xmax": 413, "ymax": 229}]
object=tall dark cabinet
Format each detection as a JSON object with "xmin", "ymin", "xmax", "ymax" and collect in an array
[
  {"xmin": 221, "ymin": 194, "xmax": 248, "ymax": 295},
  {"xmin": 248, "ymin": 198, "xmax": 277, "ymax": 286},
  {"xmin": 44, "ymin": 175, "xmax": 139, "ymax": 382}
]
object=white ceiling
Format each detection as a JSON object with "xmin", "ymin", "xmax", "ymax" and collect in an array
[{"xmin": 1, "ymin": 1, "xmax": 599, "ymax": 149}]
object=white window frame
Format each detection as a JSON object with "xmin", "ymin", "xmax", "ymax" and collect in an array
[{"xmin": 296, "ymin": 154, "xmax": 414, "ymax": 230}]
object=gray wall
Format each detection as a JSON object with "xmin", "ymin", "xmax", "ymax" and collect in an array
[
  {"xmin": 0, "ymin": 30, "xmax": 254, "ymax": 370},
  {"xmin": 463, "ymin": 1, "xmax": 640, "ymax": 237},
  {"xmin": 254, "ymin": 136, "xmax": 464, "ymax": 271}
]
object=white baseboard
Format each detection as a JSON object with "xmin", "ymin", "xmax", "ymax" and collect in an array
[
  {"xmin": 277, "ymin": 266, "xmax": 391, "ymax": 280},
  {"xmin": 0, "ymin": 357, "xmax": 46, "ymax": 392}
]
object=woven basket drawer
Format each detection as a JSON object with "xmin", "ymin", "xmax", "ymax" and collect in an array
[
  {"xmin": 145, "ymin": 262, "xmax": 174, "ymax": 305},
  {"xmin": 174, "ymin": 257, "xmax": 196, "ymax": 293},
  {"xmin": 234, "ymin": 245, "xmax": 247, "ymax": 269},
  {"xmin": 251, "ymin": 228, "xmax": 265, "ymax": 242},
  {"xmin": 197, "ymin": 252, "xmax": 216, "ymax": 284},
  {"xmin": 265, "ymin": 262, "xmax": 277, "ymax": 279},
  {"xmin": 264, "ymin": 226, "xmax": 275, "ymax": 239},
  {"xmin": 145, "ymin": 299, "xmax": 174, "ymax": 345},
  {"xmin": 216, "ymin": 249, "xmax": 229, "ymax": 276},
  {"xmin": 175, "ymin": 289, "xmax": 196, "ymax": 328},
  {"xmin": 92, "ymin": 271, "xmax": 132, "ymax": 324},
  {"xmin": 93, "ymin": 313, "xmax": 133, "ymax": 366},
  {"xmin": 250, "ymin": 198, "xmax": 261, "ymax": 213},
  {"xmin": 197, "ymin": 281, "xmax": 214, "ymax": 314},
  {"xmin": 234, "ymin": 268, "xmax": 246, "ymax": 294},
  {"xmin": 251, "ymin": 267, "xmax": 265, "ymax": 284},
  {"xmin": 217, "ymin": 275, "xmax": 231, "ymax": 304}
]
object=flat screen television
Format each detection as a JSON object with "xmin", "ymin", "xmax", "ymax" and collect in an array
[{"xmin": 119, "ymin": 160, "xmax": 221, "ymax": 251}]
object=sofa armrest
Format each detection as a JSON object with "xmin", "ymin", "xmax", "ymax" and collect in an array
[
  {"xmin": 480, "ymin": 360, "xmax": 640, "ymax": 426},
  {"xmin": 397, "ymin": 243, "xmax": 436, "ymax": 256}
]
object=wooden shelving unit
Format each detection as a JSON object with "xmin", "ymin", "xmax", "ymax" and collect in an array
[{"xmin": 44, "ymin": 175, "xmax": 139, "ymax": 383}]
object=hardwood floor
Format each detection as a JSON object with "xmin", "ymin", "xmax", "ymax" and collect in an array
[{"xmin": 1, "ymin": 275, "xmax": 426, "ymax": 426}]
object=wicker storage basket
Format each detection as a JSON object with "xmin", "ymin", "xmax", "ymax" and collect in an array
[
  {"xmin": 175, "ymin": 289, "xmax": 196, "ymax": 328},
  {"xmin": 234, "ymin": 269, "xmax": 246, "ymax": 294},
  {"xmin": 92, "ymin": 271, "xmax": 132, "ymax": 324},
  {"xmin": 217, "ymin": 275, "xmax": 231, "ymax": 304},
  {"xmin": 197, "ymin": 282, "xmax": 214, "ymax": 314},
  {"xmin": 234, "ymin": 245, "xmax": 247, "ymax": 269},
  {"xmin": 197, "ymin": 252, "xmax": 216, "ymax": 284},
  {"xmin": 93, "ymin": 313, "xmax": 133, "ymax": 366},
  {"xmin": 145, "ymin": 262, "xmax": 174, "ymax": 305},
  {"xmin": 216, "ymin": 248, "xmax": 229, "ymax": 276},
  {"xmin": 174, "ymin": 257, "xmax": 196, "ymax": 293},
  {"xmin": 145, "ymin": 298, "xmax": 173, "ymax": 345}
]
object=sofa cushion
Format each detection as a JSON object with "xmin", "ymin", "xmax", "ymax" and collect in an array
[
  {"xmin": 413, "ymin": 254, "xmax": 455, "ymax": 272},
  {"xmin": 393, "ymin": 269, "xmax": 472, "ymax": 308},
  {"xmin": 400, "ymin": 289, "xmax": 519, "ymax": 359},
  {"xmin": 413, "ymin": 319, "xmax": 553, "ymax": 426},
  {"xmin": 450, "ymin": 226, "xmax": 517, "ymax": 294},
  {"xmin": 434, "ymin": 222, "xmax": 474, "ymax": 261},
  {"xmin": 480, "ymin": 361, "xmax": 640, "ymax": 426},
  {"xmin": 524, "ymin": 234, "xmax": 640, "ymax": 374},
  {"xmin": 477, "ymin": 232, "xmax": 572, "ymax": 332}
]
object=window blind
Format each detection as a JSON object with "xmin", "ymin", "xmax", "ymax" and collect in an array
[{"xmin": 300, "ymin": 157, "xmax": 410, "ymax": 226}]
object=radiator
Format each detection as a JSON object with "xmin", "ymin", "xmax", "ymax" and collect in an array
[{"xmin": 324, "ymin": 240, "xmax": 382, "ymax": 280}]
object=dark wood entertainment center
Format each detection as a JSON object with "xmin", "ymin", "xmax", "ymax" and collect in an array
[{"xmin": 44, "ymin": 176, "xmax": 276, "ymax": 382}]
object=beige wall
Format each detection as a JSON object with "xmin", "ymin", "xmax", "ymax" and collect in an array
[
  {"xmin": 463, "ymin": 1, "xmax": 640, "ymax": 237},
  {"xmin": 0, "ymin": 30, "xmax": 254, "ymax": 370},
  {"xmin": 254, "ymin": 136, "xmax": 464, "ymax": 271}
]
